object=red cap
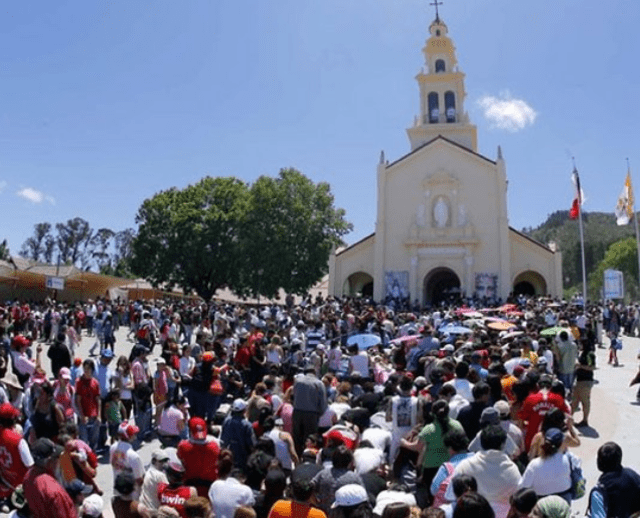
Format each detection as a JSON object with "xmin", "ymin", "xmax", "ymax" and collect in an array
[
  {"xmin": 11, "ymin": 335, "xmax": 30, "ymax": 349},
  {"xmin": 189, "ymin": 417, "xmax": 207, "ymax": 440},
  {"xmin": 0, "ymin": 403, "xmax": 20, "ymax": 420},
  {"xmin": 201, "ymin": 352, "xmax": 215, "ymax": 362},
  {"xmin": 118, "ymin": 421, "xmax": 140, "ymax": 440}
]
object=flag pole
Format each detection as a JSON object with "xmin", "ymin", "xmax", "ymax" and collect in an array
[
  {"xmin": 628, "ymin": 159, "xmax": 640, "ymax": 296},
  {"xmin": 573, "ymin": 160, "xmax": 588, "ymax": 309}
]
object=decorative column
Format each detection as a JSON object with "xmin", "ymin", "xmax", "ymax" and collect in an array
[{"xmin": 410, "ymin": 255, "xmax": 419, "ymax": 303}]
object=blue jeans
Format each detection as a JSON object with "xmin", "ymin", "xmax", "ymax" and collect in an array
[{"xmin": 79, "ymin": 418, "xmax": 100, "ymax": 451}]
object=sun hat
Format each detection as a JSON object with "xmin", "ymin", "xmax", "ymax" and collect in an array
[{"xmin": 332, "ymin": 484, "xmax": 369, "ymax": 508}]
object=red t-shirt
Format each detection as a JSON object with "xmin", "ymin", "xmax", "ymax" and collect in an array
[
  {"xmin": 518, "ymin": 390, "xmax": 570, "ymax": 451},
  {"xmin": 235, "ymin": 345, "xmax": 251, "ymax": 368},
  {"xmin": 177, "ymin": 439, "xmax": 220, "ymax": 488},
  {"xmin": 75, "ymin": 376, "xmax": 100, "ymax": 419},
  {"xmin": 157, "ymin": 483, "xmax": 196, "ymax": 518},
  {"xmin": 0, "ymin": 428, "xmax": 31, "ymax": 498},
  {"xmin": 23, "ymin": 467, "xmax": 78, "ymax": 518}
]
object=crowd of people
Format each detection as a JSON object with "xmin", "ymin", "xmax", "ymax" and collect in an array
[{"xmin": 1, "ymin": 294, "xmax": 640, "ymax": 518}]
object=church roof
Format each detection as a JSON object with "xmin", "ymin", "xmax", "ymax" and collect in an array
[
  {"xmin": 335, "ymin": 232, "xmax": 375, "ymax": 257},
  {"xmin": 387, "ymin": 135, "xmax": 496, "ymax": 169},
  {"xmin": 509, "ymin": 226, "xmax": 555, "ymax": 253}
]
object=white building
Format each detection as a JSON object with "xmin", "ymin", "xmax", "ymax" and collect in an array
[{"xmin": 328, "ymin": 15, "xmax": 562, "ymax": 305}]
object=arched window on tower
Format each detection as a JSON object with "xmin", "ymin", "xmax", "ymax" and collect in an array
[
  {"xmin": 428, "ymin": 92, "xmax": 439, "ymax": 123},
  {"xmin": 445, "ymin": 91, "xmax": 456, "ymax": 123},
  {"xmin": 435, "ymin": 59, "xmax": 446, "ymax": 73}
]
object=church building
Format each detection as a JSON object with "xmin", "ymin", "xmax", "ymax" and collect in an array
[{"xmin": 328, "ymin": 14, "xmax": 562, "ymax": 305}]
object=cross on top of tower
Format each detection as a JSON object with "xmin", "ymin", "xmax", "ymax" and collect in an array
[{"xmin": 430, "ymin": 0, "xmax": 443, "ymax": 22}]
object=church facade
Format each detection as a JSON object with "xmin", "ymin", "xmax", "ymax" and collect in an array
[{"xmin": 328, "ymin": 16, "xmax": 562, "ymax": 305}]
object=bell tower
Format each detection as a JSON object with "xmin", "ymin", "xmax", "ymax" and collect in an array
[{"xmin": 406, "ymin": 12, "xmax": 478, "ymax": 152}]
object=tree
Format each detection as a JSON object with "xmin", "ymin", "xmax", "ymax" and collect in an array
[
  {"xmin": 131, "ymin": 177, "xmax": 250, "ymax": 300},
  {"xmin": 89, "ymin": 228, "xmax": 116, "ymax": 271},
  {"xmin": 55, "ymin": 217, "xmax": 93, "ymax": 266},
  {"xmin": 243, "ymin": 168, "xmax": 352, "ymax": 297},
  {"xmin": 102, "ymin": 228, "xmax": 136, "ymax": 277},
  {"xmin": 0, "ymin": 240, "xmax": 10, "ymax": 261},
  {"xmin": 19, "ymin": 223, "xmax": 52, "ymax": 261}
]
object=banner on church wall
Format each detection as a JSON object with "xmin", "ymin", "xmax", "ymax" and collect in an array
[
  {"xmin": 385, "ymin": 271, "xmax": 409, "ymax": 300},
  {"xmin": 475, "ymin": 273, "xmax": 497, "ymax": 299}
]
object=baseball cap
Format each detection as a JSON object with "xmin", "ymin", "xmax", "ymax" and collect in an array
[
  {"xmin": 479, "ymin": 407, "xmax": 500, "ymax": 426},
  {"xmin": 152, "ymin": 449, "xmax": 170, "ymax": 462},
  {"xmin": 0, "ymin": 402, "xmax": 20, "ymax": 420},
  {"xmin": 58, "ymin": 367, "xmax": 71, "ymax": 380},
  {"xmin": 332, "ymin": 484, "xmax": 369, "ymax": 508},
  {"xmin": 81, "ymin": 494, "xmax": 104, "ymax": 517},
  {"xmin": 493, "ymin": 400, "xmax": 511, "ymax": 418},
  {"xmin": 118, "ymin": 421, "xmax": 140, "ymax": 440},
  {"xmin": 442, "ymin": 344, "xmax": 455, "ymax": 353},
  {"xmin": 31, "ymin": 438, "xmax": 63, "ymax": 463},
  {"xmin": 201, "ymin": 351, "xmax": 215, "ymax": 362},
  {"xmin": 189, "ymin": 417, "xmax": 208, "ymax": 440},
  {"xmin": 232, "ymin": 398, "xmax": 247, "ymax": 412},
  {"xmin": 66, "ymin": 479, "xmax": 93, "ymax": 496},
  {"xmin": 100, "ymin": 349, "xmax": 114, "ymax": 359},
  {"xmin": 156, "ymin": 357, "xmax": 167, "ymax": 365},
  {"xmin": 544, "ymin": 427, "xmax": 564, "ymax": 448}
]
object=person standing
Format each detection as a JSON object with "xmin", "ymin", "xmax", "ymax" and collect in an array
[
  {"xmin": 177, "ymin": 417, "xmax": 221, "ymax": 497},
  {"xmin": 386, "ymin": 375, "xmax": 419, "ymax": 464},
  {"xmin": 553, "ymin": 331, "xmax": 578, "ymax": 395},
  {"xmin": 110, "ymin": 422, "xmax": 145, "ymax": 499},
  {"xmin": 220, "ymin": 399, "xmax": 256, "ymax": 469},
  {"xmin": 0, "ymin": 403, "xmax": 32, "ymax": 502},
  {"xmin": 75, "ymin": 359, "xmax": 101, "ymax": 451},
  {"xmin": 23, "ymin": 438, "xmax": 77, "ymax": 518},
  {"xmin": 572, "ymin": 340, "xmax": 596, "ymax": 428},
  {"xmin": 292, "ymin": 364, "xmax": 327, "ymax": 455}
]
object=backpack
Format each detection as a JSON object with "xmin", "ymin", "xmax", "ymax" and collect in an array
[
  {"xmin": 585, "ymin": 483, "xmax": 607, "ymax": 518},
  {"xmin": 431, "ymin": 462, "xmax": 456, "ymax": 508}
]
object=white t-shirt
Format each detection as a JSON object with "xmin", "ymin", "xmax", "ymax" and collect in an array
[
  {"xmin": 139, "ymin": 466, "xmax": 168, "ymax": 511},
  {"xmin": 179, "ymin": 357, "xmax": 195, "ymax": 378},
  {"xmin": 110, "ymin": 441, "xmax": 145, "ymax": 497},
  {"xmin": 159, "ymin": 406, "xmax": 184, "ymax": 436},
  {"xmin": 361, "ymin": 427, "xmax": 392, "ymax": 452},
  {"xmin": 518, "ymin": 451, "xmax": 572, "ymax": 496},
  {"xmin": 208, "ymin": 477, "xmax": 255, "ymax": 518}
]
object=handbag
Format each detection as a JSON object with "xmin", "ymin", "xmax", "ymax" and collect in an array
[{"xmin": 567, "ymin": 452, "xmax": 586, "ymax": 499}]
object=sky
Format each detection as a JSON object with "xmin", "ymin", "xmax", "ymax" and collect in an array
[{"xmin": 1, "ymin": 0, "xmax": 639, "ymax": 257}]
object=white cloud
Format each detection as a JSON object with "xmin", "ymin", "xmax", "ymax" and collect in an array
[
  {"xmin": 16, "ymin": 187, "xmax": 55, "ymax": 205},
  {"xmin": 477, "ymin": 92, "xmax": 537, "ymax": 132}
]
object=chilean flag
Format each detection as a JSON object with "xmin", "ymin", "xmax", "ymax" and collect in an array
[{"xmin": 569, "ymin": 168, "xmax": 583, "ymax": 220}]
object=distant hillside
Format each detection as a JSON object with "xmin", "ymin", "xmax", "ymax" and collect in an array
[{"xmin": 522, "ymin": 211, "xmax": 636, "ymax": 289}]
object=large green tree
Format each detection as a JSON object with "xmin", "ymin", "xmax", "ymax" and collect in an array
[
  {"xmin": 131, "ymin": 177, "xmax": 250, "ymax": 300},
  {"xmin": 243, "ymin": 168, "xmax": 352, "ymax": 297}
]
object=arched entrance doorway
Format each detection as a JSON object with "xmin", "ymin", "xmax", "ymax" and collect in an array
[
  {"xmin": 423, "ymin": 267, "xmax": 461, "ymax": 306},
  {"xmin": 513, "ymin": 271, "xmax": 547, "ymax": 297},
  {"xmin": 343, "ymin": 272, "xmax": 374, "ymax": 298}
]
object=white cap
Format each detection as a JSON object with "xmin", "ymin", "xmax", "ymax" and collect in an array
[
  {"xmin": 332, "ymin": 484, "xmax": 368, "ymax": 508},
  {"xmin": 232, "ymin": 398, "xmax": 247, "ymax": 412}
]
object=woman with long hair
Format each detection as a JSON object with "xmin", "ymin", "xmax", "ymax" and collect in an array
[{"xmin": 401, "ymin": 399, "xmax": 464, "ymax": 501}]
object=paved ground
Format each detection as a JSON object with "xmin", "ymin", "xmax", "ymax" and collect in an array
[{"xmin": 27, "ymin": 326, "xmax": 640, "ymax": 516}]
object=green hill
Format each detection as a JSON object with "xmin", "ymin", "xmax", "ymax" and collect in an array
[{"xmin": 522, "ymin": 211, "xmax": 636, "ymax": 292}]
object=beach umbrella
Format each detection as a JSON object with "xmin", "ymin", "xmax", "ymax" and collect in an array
[
  {"xmin": 390, "ymin": 334, "xmax": 421, "ymax": 346},
  {"xmin": 487, "ymin": 321, "xmax": 516, "ymax": 331},
  {"xmin": 540, "ymin": 326, "xmax": 569, "ymax": 337},
  {"xmin": 347, "ymin": 333, "xmax": 382, "ymax": 350},
  {"xmin": 438, "ymin": 324, "xmax": 473, "ymax": 335},
  {"xmin": 461, "ymin": 311, "xmax": 483, "ymax": 318}
]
